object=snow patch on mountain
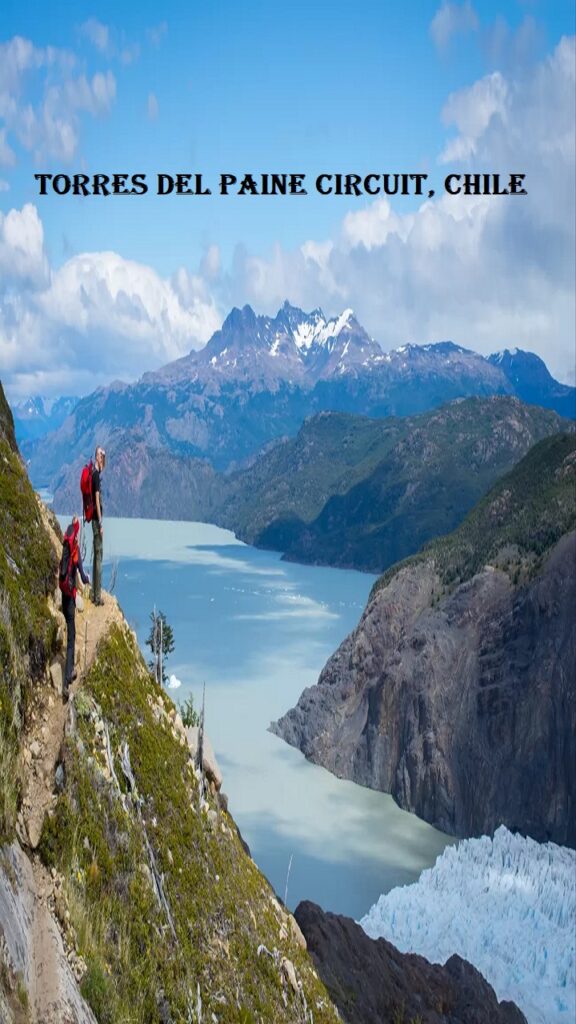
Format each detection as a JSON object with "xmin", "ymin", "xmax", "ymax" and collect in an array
[{"xmin": 360, "ymin": 826, "xmax": 575, "ymax": 1024}]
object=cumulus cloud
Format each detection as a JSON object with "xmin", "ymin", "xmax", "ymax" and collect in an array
[
  {"xmin": 440, "ymin": 72, "xmax": 508, "ymax": 162},
  {"xmin": 0, "ymin": 35, "xmax": 116, "ymax": 163},
  {"xmin": 0, "ymin": 203, "xmax": 49, "ymax": 286},
  {"xmin": 430, "ymin": 1, "xmax": 479, "ymax": 51},
  {"xmin": 214, "ymin": 36, "xmax": 575, "ymax": 385},
  {"xmin": 0, "ymin": 211, "xmax": 221, "ymax": 398}
]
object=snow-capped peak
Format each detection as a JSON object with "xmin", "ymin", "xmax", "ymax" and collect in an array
[{"xmin": 292, "ymin": 308, "xmax": 358, "ymax": 352}]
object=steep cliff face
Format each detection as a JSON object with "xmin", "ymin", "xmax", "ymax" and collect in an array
[
  {"xmin": 272, "ymin": 436, "xmax": 576, "ymax": 846},
  {"xmin": 295, "ymin": 901, "xmax": 527, "ymax": 1024}
]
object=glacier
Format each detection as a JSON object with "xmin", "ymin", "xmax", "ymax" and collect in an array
[{"xmin": 360, "ymin": 825, "xmax": 575, "ymax": 1024}]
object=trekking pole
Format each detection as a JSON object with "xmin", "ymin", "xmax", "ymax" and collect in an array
[{"xmin": 84, "ymin": 621, "xmax": 88, "ymax": 672}]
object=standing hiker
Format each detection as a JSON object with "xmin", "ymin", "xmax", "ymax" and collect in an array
[
  {"xmin": 91, "ymin": 445, "xmax": 106, "ymax": 606},
  {"xmin": 59, "ymin": 516, "xmax": 90, "ymax": 702}
]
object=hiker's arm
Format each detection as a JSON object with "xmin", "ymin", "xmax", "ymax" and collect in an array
[{"xmin": 77, "ymin": 547, "xmax": 90, "ymax": 585}]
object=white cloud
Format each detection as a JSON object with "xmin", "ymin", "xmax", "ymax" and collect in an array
[
  {"xmin": 1, "ymin": 35, "xmax": 574, "ymax": 397},
  {"xmin": 80, "ymin": 18, "xmax": 110, "ymax": 54},
  {"xmin": 0, "ymin": 35, "xmax": 116, "ymax": 163},
  {"xmin": 0, "ymin": 212, "xmax": 221, "ymax": 398},
  {"xmin": 0, "ymin": 203, "xmax": 49, "ymax": 286},
  {"xmin": 430, "ymin": 2, "xmax": 479, "ymax": 51},
  {"xmin": 215, "ymin": 37, "xmax": 575, "ymax": 384},
  {"xmin": 147, "ymin": 92, "xmax": 159, "ymax": 120},
  {"xmin": 440, "ymin": 72, "xmax": 508, "ymax": 162}
]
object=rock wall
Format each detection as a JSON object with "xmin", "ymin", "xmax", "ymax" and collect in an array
[
  {"xmin": 273, "ymin": 532, "xmax": 576, "ymax": 846},
  {"xmin": 295, "ymin": 900, "xmax": 526, "ymax": 1024}
]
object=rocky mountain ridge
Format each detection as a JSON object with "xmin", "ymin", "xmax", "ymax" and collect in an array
[
  {"xmin": 25, "ymin": 302, "xmax": 574, "ymax": 491},
  {"xmin": 271, "ymin": 434, "xmax": 576, "ymax": 846}
]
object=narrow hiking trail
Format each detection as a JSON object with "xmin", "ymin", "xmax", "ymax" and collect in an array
[
  {"xmin": 12, "ymin": 500, "xmax": 125, "ymax": 1023},
  {"xmin": 19, "ymin": 590, "xmax": 123, "ymax": 849}
]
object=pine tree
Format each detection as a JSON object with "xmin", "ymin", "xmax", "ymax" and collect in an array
[{"xmin": 146, "ymin": 609, "xmax": 175, "ymax": 686}]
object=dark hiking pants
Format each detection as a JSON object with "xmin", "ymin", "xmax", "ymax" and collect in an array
[
  {"xmin": 92, "ymin": 519, "xmax": 103, "ymax": 602},
  {"xmin": 62, "ymin": 592, "xmax": 76, "ymax": 686}
]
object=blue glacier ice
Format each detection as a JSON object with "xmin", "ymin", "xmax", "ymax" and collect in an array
[{"xmin": 360, "ymin": 825, "xmax": 575, "ymax": 1024}]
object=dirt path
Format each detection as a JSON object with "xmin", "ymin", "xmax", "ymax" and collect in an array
[{"xmin": 19, "ymin": 591, "xmax": 124, "ymax": 850}]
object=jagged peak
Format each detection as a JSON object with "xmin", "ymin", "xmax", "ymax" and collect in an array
[
  {"xmin": 222, "ymin": 304, "xmax": 258, "ymax": 331},
  {"xmin": 489, "ymin": 347, "xmax": 543, "ymax": 365}
]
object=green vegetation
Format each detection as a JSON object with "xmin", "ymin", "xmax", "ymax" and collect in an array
[
  {"xmin": 179, "ymin": 694, "xmax": 200, "ymax": 728},
  {"xmin": 217, "ymin": 397, "xmax": 569, "ymax": 573},
  {"xmin": 40, "ymin": 624, "xmax": 337, "ymax": 1023},
  {"xmin": 145, "ymin": 608, "xmax": 175, "ymax": 685},
  {"xmin": 0, "ymin": 384, "xmax": 58, "ymax": 841},
  {"xmin": 219, "ymin": 410, "xmax": 404, "ymax": 540},
  {"xmin": 372, "ymin": 433, "xmax": 576, "ymax": 599}
]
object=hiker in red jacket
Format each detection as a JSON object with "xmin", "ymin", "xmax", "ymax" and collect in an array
[
  {"xmin": 58, "ymin": 515, "xmax": 90, "ymax": 702},
  {"xmin": 91, "ymin": 446, "xmax": 106, "ymax": 606}
]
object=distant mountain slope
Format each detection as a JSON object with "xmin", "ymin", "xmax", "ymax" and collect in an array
[
  {"xmin": 10, "ymin": 394, "xmax": 79, "ymax": 444},
  {"xmin": 489, "ymin": 349, "xmax": 575, "ymax": 418},
  {"xmin": 272, "ymin": 433, "xmax": 576, "ymax": 847},
  {"xmin": 221, "ymin": 397, "xmax": 571, "ymax": 573}
]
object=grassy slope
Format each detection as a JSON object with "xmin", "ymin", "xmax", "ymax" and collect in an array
[
  {"xmin": 218, "ymin": 410, "xmax": 404, "ymax": 540},
  {"xmin": 0, "ymin": 387, "xmax": 58, "ymax": 841},
  {"xmin": 372, "ymin": 432, "xmax": 576, "ymax": 598},
  {"xmin": 41, "ymin": 624, "xmax": 337, "ymax": 1023}
]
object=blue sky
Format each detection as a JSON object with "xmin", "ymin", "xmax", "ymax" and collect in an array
[{"xmin": 1, "ymin": 1, "xmax": 574, "ymax": 396}]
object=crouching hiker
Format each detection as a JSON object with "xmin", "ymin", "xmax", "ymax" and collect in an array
[{"xmin": 58, "ymin": 515, "xmax": 90, "ymax": 702}]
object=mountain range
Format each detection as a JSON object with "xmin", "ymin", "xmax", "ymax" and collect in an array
[{"xmin": 23, "ymin": 302, "xmax": 575, "ymax": 497}]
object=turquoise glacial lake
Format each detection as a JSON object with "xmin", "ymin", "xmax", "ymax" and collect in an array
[{"xmin": 78, "ymin": 516, "xmax": 451, "ymax": 918}]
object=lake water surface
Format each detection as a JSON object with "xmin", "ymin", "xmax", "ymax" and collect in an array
[{"xmin": 83, "ymin": 517, "xmax": 452, "ymax": 918}]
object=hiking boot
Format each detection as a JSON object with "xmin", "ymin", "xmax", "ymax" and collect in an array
[
  {"xmin": 68, "ymin": 670, "xmax": 78, "ymax": 684},
  {"xmin": 93, "ymin": 597, "xmax": 105, "ymax": 607},
  {"xmin": 62, "ymin": 685, "xmax": 69, "ymax": 704}
]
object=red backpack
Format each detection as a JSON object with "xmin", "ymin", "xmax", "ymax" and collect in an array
[
  {"xmin": 59, "ymin": 527, "xmax": 77, "ymax": 597},
  {"xmin": 80, "ymin": 461, "xmax": 94, "ymax": 522}
]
